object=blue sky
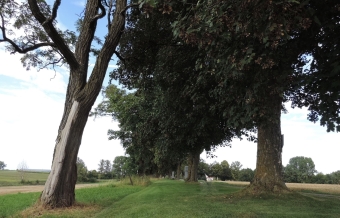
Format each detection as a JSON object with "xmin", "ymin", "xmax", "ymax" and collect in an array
[{"xmin": 0, "ymin": 0, "xmax": 339, "ymax": 174}]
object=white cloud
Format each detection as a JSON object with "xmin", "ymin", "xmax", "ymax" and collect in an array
[
  {"xmin": 0, "ymin": 49, "xmax": 124, "ymax": 171},
  {"xmin": 0, "ymin": 50, "xmax": 67, "ymax": 94}
]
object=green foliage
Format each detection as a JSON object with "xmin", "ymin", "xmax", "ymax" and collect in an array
[
  {"xmin": 208, "ymin": 161, "xmax": 233, "ymax": 181},
  {"xmin": 172, "ymin": 0, "xmax": 340, "ymax": 132},
  {"xmin": 97, "ymin": 159, "xmax": 114, "ymax": 179},
  {"xmin": 197, "ymin": 159, "xmax": 210, "ymax": 179},
  {"xmin": 0, "ymin": 161, "xmax": 6, "ymax": 170},
  {"xmin": 76, "ymin": 157, "xmax": 98, "ymax": 183},
  {"xmin": 311, "ymin": 171, "xmax": 340, "ymax": 185},
  {"xmin": 0, "ymin": 0, "xmax": 73, "ymax": 70},
  {"xmin": 283, "ymin": 156, "xmax": 317, "ymax": 183},
  {"xmin": 239, "ymin": 168, "xmax": 255, "ymax": 182},
  {"xmin": 329, "ymin": 171, "xmax": 340, "ymax": 185},
  {"xmin": 104, "ymin": 160, "xmax": 113, "ymax": 179},
  {"xmin": 288, "ymin": 1, "xmax": 340, "ymax": 132},
  {"xmin": 113, "ymin": 156, "xmax": 139, "ymax": 180},
  {"xmin": 113, "ymin": 156, "xmax": 128, "ymax": 179},
  {"xmin": 230, "ymin": 161, "xmax": 243, "ymax": 181},
  {"xmin": 97, "ymin": 1, "xmax": 245, "ymax": 180},
  {"xmin": 98, "ymin": 159, "xmax": 105, "ymax": 175},
  {"xmin": 76, "ymin": 157, "xmax": 89, "ymax": 183}
]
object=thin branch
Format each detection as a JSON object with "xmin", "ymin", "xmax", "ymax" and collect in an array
[
  {"xmin": 50, "ymin": 71, "xmax": 57, "ymax": 80},
  {"xmin": 114, "ymin": 50, "xmax": 125, "ymax": 65},
  {"xmin": 120, "ymin": 3, "xmax": 140, "ymax": 15},
  {"xmin": 0, "ymin": 14, "xmax": 57, "ymax": 54},
  {"xmin": 0, "ymin": 13, "xmax": 6, "ymax": 36},
  {"xmin": 42, "ymin": 0, "xmax": 61, "ymax": 25},
  {"xmin": 27, "ymin": 0, "xmax": 79, "ymax": 69},
  {"xmin": 47, "ymin": 57, "xmax": 64, "ymax": 80},
  {"xmin": 10, "ymin": 41, "xmax": 56, "ymax": 54}
]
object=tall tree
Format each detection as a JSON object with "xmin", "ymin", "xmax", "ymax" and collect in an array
[
  {"xmin": 169, "ymin": 0, "xmax": 339, "ymax": 192},
  {"xmin": 283, "ymin": 156, "xmax": 317, "ymax": 183},
  {"xmin": 17, "ymin": 160, "xmax": 28, "ymax": 182},
  {"xmin": 76, "ymin": 157, "xmax": 88, "ymax": 182},
  {"xmin": 98, "ymin": 159, "xmax": 105, "ymax": 175},
  {"xmin": 104, "ymin": 159, "xmax": 112, "ymax": 179},
  {"xmin": 230, "ymin": 161, "xmax": 243, "ymax": 181},
  {"xmin": 113, "ymin": 156, "xmax": 127, "ymax": 179},
  {"xmin": 0, "ymin": 0, "xmax": 129, "ymax": 207},
  {"xmin": 108, "ymin": 0, "xmax": 247, "ymax": 182}
]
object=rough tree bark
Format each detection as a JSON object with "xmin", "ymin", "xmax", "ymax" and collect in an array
[
  {"xmin": 185, "ymin": 150, "xmax": 201, "ymax": 182},
  {"xmin": 19, "ymin": 0, "xmax": 128, "ymax": 208},
  {"xmin": 248, "ymin": 95, "xmax": 289, "ymax": 194}
]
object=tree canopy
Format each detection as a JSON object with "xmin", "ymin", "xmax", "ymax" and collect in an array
[
  {"xmin": 94, "ymin": 2, "xmax": 250, "ymax": 181},
  {"xmin": 167, "ymin": 0, "xmax": 339, "ymax": 191},
  {"xmin": 284, "ymin": 156, "xmax": 317, "ymax": 183}
]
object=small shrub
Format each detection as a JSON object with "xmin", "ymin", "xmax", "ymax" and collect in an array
[
  {"xmin": 119, "ymin": 175, "xmax": 151, "ymax": 186},
  {"xmin": 20, "ymin": 180, "xmax": 33, "ymax": 185}
]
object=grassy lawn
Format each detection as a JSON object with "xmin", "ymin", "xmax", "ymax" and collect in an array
[
  {"xmin": 1, "ymin": 179, "xmax": 340, "ymax": 217},
  {"xmin": 0, "ymin": 170, "xmax": 49, "ymax": 186},
  {"xmin": 96, "ymin": 180, "xmax": 340, "ymax": 218}
]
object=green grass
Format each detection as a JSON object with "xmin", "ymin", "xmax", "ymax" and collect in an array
[
  {"xmin": 95, "ymin": 180, "xmax": 340, "ymax": 217},
  {"xmin": 2, "ymin": 180, "xmax": 340, "ymax": 217},
  {"xmin": 0, "ymin": 170, "xmax": 49, "ymax": 186},
  {"xmin": 0, "ymin": 192, "xmax": 40, "ymax": 218}
]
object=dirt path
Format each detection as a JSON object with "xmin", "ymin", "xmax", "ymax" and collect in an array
[{"xmin": 0, "ymin": 183, "xmax": 100, "ymax": 196}]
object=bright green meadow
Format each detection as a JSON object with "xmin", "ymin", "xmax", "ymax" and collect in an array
[
  {"xmin": 0, "ymin": 170, "xmax": 49, "ymax": 186},
  {"xmin": 1, "ymin": 179, "xmax": 340, "ymax": 217}
]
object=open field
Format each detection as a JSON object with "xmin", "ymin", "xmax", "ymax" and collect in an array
[
  {"xmin": 0, "ymin": 170, "xmax": 49, "ymax": 186},
  {"xmin": 225, "ymin": 181, "xmax": 340, "ymax": 195},
  {"xmin": 1, "ymin": 179, "xmax": 340, "ymax": 217}
]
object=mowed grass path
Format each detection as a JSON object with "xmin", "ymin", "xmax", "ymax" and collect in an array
[
  {"xmin": 96, "ymin": 180, "xmax": 340, "ymax": 218},
  {"xmin": 1, "ymin": 180, "xmax": 340, "ymax": 217}
]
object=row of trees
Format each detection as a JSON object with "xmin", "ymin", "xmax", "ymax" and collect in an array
[
  {"xmin": 283, "ymin": 156, "xmax": 340, "ymax": 184},
  {"xmin": 77, "ymin": 157, "xmax": 138, "ymax": 182},
  {"xmin": 199, "ymin": 157, "xmax": 340, "ymax": 184},
  {"xmin": 198, "ymin": 160, "xmax": 255, "ymax": 182},
  {"xmin": 93, "ymin": 0, "xmax": 339, "ymax": 196},
  {"xmin": 1, "ymin": 0, "xmax": 338, "ymax": 208},
  {"xmin": 76, "ymin": 158, "xmax": 98, "ymax": 183}
]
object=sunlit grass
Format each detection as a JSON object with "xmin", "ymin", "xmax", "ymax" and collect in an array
[
  {"xmin": 0, "ymin": 192, "xmax": 40, "ymax": 217},
  {"xmin": 96, "ymin": 180, "xmax": 340, "ymax": 218},
  {"xmin": 2, "ymin": 179, "xmax": 340, "ymax": 217}
]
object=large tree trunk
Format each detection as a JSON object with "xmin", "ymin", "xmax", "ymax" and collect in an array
[
  {"xmin": 248, "ymin": 95, "xmax": 288, "ymax": 194},
  {"xmin": 40, "ymin": 100, "xmax": 90, "ymax": 207},
  {"xmin": 37, "ymin": 0, "xmax": 127, "ymax": 208},
  {"xmin": 185, "ymin": 150, "xmax": 201, "ymax": 182}
]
